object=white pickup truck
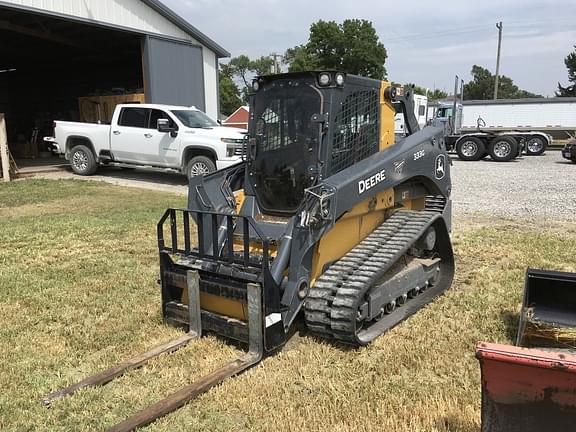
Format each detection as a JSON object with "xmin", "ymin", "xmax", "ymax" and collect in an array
[{"xmin": 50, "ymin": 103, "xmax": 245, "ymax": 178}]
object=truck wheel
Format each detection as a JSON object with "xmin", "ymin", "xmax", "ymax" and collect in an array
[
  {"xmin": 525, "ymin": 136, "xmax": 547, "ymax": 156},
  {"xmin": 456, "ymin": 137, "xmax": 485, "ymax": 161},
  {"xmin": 186, "ymin": 156, "xmax": 216, "ymax": 179},
  {"xmin": 70, "ymin": 145, "xmax": 98, "ymax": 175},
  {"xmin": 489, "ymin": 136, "xmax": 518, "ymax": 162}
]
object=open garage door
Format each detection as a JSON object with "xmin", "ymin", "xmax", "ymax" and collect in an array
[
  {"xmin": 0, "ymin": 6, "xmax": 144, "ymax": 159},
  {"xmin": 143, "ymin": 36, "xmax": 205, "ymax": 111}
]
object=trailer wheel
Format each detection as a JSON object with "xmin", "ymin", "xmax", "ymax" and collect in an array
[
  {"xmin": 489, "ymin": 136, "xmax": 518, "ymax": 162},
  {"xmin": 70, "ymin": 145, "xmax": 98, "ymax": 175},
  {"xmin": 185, "ymin": 156, "xmax": 216, "ymax": 179},
  {"xmin": 525, "ymin": 135, "xmax": 547, "ymax": 156},
  {"xmin": 456, "ymin": 137, "xmax": 485, "ymax": 161}
]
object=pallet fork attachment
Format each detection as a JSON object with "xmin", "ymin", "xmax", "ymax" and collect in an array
[{"xmin": 42, "ymin": 272, "xmax": 264, "ymax": 431}]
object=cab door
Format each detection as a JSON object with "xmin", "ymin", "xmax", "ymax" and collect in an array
[
  {"xmin": 147, "ymin": 109, "xmax": 180, "ymax": 167},
  {"xmin": 111, "ymin": 107, "xmax": 151, "ymax": 164},
  {"xmin": 111, "ymin": 107, "xmax": 180, "ymax": 166}
]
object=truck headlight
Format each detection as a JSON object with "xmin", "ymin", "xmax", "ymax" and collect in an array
[
  {"xmin": 221, "ymin": 138, "xmax": 244, "ymax": 144},
  {"xmin": 221, "ymin": 138, "xmax": 243, "ymax": 157}
]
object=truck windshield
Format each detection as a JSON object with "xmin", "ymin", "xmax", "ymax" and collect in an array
[
  {"xmin": 437, "ymin": 107, "xmax": 453, "ymax": 118},
  {"xmin": 250, "ymin": 83, "xmax": 322, "ymax": 214},
  {"xmin": 171, "ymin": 110, "xmax": 219, "ymax": 128}
]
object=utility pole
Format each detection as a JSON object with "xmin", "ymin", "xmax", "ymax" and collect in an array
[{"xmin": 493, "ymin": 21, "xmax": 503, "ymax": 100}]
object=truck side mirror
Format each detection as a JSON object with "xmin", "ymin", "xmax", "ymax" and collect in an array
[
  {"xmin": 157, "ymin": 119, "xmax": 178, "ymax": 137},
  {"xmin": 157, "ymin": 119, "xmax": 172, "ymax": 133}
]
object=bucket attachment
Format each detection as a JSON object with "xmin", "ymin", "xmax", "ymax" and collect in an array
[
  {"xmin": 517, "ymin": 269, "xmax": 576, "ymax": 349},
  {"xmin": 476, "ymin": 342, "xmax": 576, "ymax": 432}
]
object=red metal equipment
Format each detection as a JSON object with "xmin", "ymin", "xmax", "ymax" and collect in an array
[
  {"xmin": 476, "ymin": 342, "xmax": 576, "ymax": 432},
  {"xmin": 476, "ymin": 269, "xmax": 576, "ymax": 431}
]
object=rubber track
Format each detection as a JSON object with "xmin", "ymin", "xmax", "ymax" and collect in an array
[
  {"xmin": 304, "ymin": 210, "xmax": 438, "ymax": 344},
  {"xmin": 425, "ymin": 195, "xmax": 446, "ymax": 213}
]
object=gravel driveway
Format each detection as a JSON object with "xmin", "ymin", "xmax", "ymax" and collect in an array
[
  {"xmin": 451, "ymin": 151, "xmax": 575, "ymax": 221},
  {"xmin": 36, "ymin": 165, "xmax": 189, "ymax": 195},
  {"xmin": 34, "ymin": 151, "xmax": 575, "ymax": 221}
]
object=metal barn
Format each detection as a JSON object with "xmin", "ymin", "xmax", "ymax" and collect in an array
[{"xmin": 0, "ymin": 0, "xmax": 229, "ymax": 159}]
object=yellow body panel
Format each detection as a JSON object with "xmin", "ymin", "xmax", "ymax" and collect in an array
[
  {"xmin": 183, "ymin": 288, "xmax": 249, "ymax": 321},
  {"xmin": 379, "ymin": 81, "xmax": 396, "ymax": 151},
  {"xmin": 401, "ymin": 196, "xmax": 425, "ymax": 211},
  {"xmin": 310, "ymin": 189, "xmax": 394, "ymax": 286},
  {"xmin": 200, "ymin": 292, "xmax": 248, "ymax": 321},
  {"xmin": 234, "ymin": 190, "xmax": 245, "ymax": 214}
]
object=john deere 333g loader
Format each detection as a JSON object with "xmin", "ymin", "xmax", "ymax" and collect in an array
[{"xmin": 44, "ymin": 71, "xmax": 455, "ymax": 431}]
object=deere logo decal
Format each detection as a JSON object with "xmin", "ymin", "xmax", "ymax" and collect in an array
[
  {"xmin": 393, "ymin": 159, "xmax": 405, "ymax": 174},
  {"xmin": 358, "ymin": 169, "xmax": 386, "ymax": 194},
  {"xmin": 435, "ymin": 154, "xmax": 446, "ymax": 180}
]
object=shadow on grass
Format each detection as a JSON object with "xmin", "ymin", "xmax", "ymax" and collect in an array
[
  {"xmin": 501, "ymin": 310, "xmax": 520, "ymax": 342},
  {"xmin": 283, "ymin": 316, "xmax": 359, "ymax": 352},
  {"xmin": 436, "ymin": 415, "xmax": 478, "ymax": 432}
]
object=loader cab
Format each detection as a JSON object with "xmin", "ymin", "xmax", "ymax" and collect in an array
[{"xmin": 248, "ymin": 71, "xmax": 382, "ymax": 216}]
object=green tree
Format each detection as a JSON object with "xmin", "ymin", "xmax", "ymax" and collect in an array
[
  {"xmin": 399, "ymin": 83, "xmax": 428, "ymax": 96},
  {"xmin": 428, "ymin": 89, "xmax": 448, "ymax": 101},
  {"xmin": 557, "ymin": 45, "xmax": 576, "ymax": 97},
  {"xmin": 284, "ymin": 19, "xmax": 387, "ymax": 79},
  {"xmin": 225, "ymin": 55, "xmax": 276, "ymax": 103},
  {"xmin": 228, "ymin": 55, "xmax": 252, "ymax": 88},
  {"xmin": 397, "ymin": 84, "xmax": 447, "ymax": 101},
  {"xmin": 219, "ymin": 66, "xmax": 242, "ymax": 117},
  {"xmin": 463, "ymin": 65, "xmax": 541, "ymax": 100},
  {"xmin": 250, "ymin": 56, "xmax": 274, "ymax": 76},
  {"xmin": 283, "ymin": 45, "xmax": 319, "ymax": 71}
]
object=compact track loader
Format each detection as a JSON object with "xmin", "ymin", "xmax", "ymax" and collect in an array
[{"xmin": 44, "ymin": 72, "xmax": 455, "ymax": 431}]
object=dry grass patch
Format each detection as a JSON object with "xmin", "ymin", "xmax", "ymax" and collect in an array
[{"xmin": 1, "ymin": 179, "xmax": 575, "ymax": 431}]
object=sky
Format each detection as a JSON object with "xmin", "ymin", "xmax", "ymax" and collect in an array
[{"xmin": 162, "ymin": 0, "xmax": 576, "ymax": 97}]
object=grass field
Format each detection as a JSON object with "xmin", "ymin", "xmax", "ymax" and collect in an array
[{"xmin": 1, "ymin": 179, "xmax": 576, "ymax": 431}]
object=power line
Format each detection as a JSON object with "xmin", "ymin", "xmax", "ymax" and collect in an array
[{"xmin": 381, "ymin": 17, "xmax": 575, "ymax": 44}]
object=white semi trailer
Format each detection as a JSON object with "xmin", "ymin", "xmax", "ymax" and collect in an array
[
  {"xmin": 434, "ymin": 97, "xmax": 576, "ymax": 161},
  {"xmin": 460, "ymin": 98, "xmax": 576, "ymax": 136}
]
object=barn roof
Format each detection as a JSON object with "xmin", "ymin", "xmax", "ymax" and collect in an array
[{"xmin": 142, "ymin": 0, "xmax": 230, "ymax": 57}]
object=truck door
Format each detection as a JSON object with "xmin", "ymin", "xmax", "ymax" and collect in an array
[
  {"xmin": 112, "ymin": 107, "xmax": 151, "ymax": 164},
  {"xmin": 112, "ymin": 108, "xmax": 180, "ymax": 166},
  {"xmin": 146, "ymin": 109, "xmax": 180, "ymax": 166}
]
